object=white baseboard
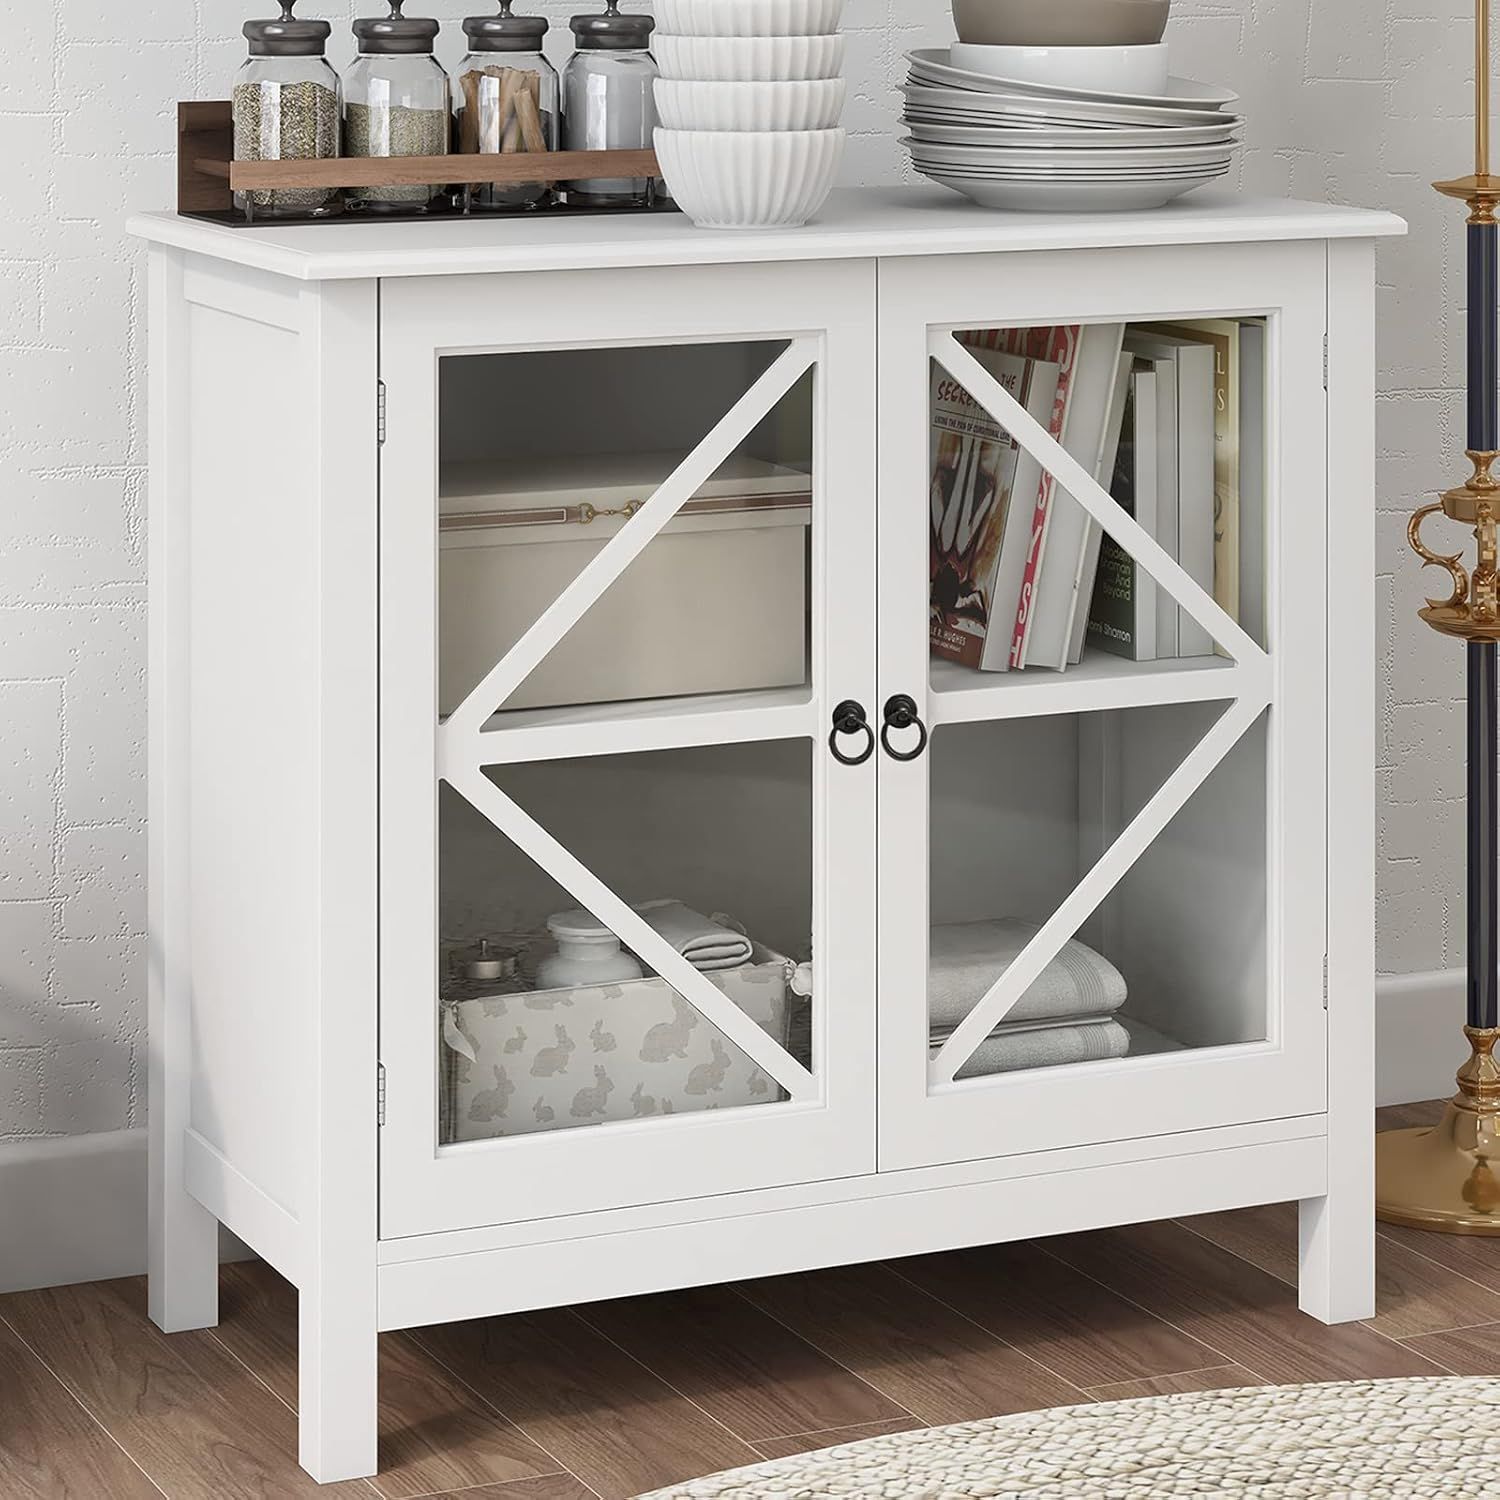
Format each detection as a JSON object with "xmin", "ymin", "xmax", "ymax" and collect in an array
[
  {"xmin": 1376, "ymin": 967, "xmax": 1467, "ymax": 1108},
  {"xmin": 0, "ymin": 978, "xmax": 1469, "ymax": 1293},
  {"xmin": 0, "ymin": 1128, "xmax": 248, "ymax": 1296}
]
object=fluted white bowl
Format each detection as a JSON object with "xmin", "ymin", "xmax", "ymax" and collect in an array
[
  {"xmin": 655, "ymin": 78, "xmax": 846, "ymax": 131},
  {"xmin": 655, "ymin": 0, "xmax": 846, "ymax": 35},
  {"xmin": 654, "ymin": 127, "xmax": 845, "ymax": 228},
  {"xmin": 654, "ymin": 33, "xmax": 846, "ymax": 81}
]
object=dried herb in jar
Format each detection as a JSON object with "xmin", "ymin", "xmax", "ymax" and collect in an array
[
  {"xmin": 232, "ymin": 79, "xmax": 341, "ymax": 213},
  {"xmin": 344, "ymin": 103, "xmax": 450, "ymax": 203},
  {"xmin": 231, "ymin": 2, "xmax": 342, "ymax": 219},
  {"xmin": 345, "ymin": 0, "xmax": 451, "ymax": 212}
]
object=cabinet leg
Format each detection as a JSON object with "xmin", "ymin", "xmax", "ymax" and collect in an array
[
  {"xmin": 1297, "ymin": 1188, "xmax": 1375, "ymax": 1325},
  {"xmin": 146, "ymin": 1147, "xmax": 219, "ymax": 1334},
  {"xmin": 298, "ymin": 1280, "xmax": 379, "ymax": 1483},
  {"xmin": 147, "ymin": 989, "xmax": 219, "ymax": 1333}
]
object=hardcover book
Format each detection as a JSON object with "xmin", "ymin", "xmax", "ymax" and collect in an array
[
  {"xmin": 1088, "ymin": 365, "xmax": 1159, "ymax": 661},
  {"xmin": 1008, "ymin": 322, "xmax": 1130, "ymax": 672},
  {"xmin": 1066, "ymin": 351, "xmax": 1135, "ymax": 665},
  {"xmin": 1237, "ymin": 318, "xmax": 1267, "ymax": 648},
  {"xmin": 1123, "ymin": 330, "xmax": 1216, "ymax": 659},
  {"xmin": 1144, "ymin": 319, "xmax": 1243, "ymax": 650}
]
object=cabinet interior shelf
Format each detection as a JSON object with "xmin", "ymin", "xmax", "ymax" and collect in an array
[
  {"xmin": 441, "ymin": 654, "xmax": 1257, "ymax": 767},
  {"xmin": 929, "ymin": 652, "xmax": 1255, "ymax": 725},
  {"xmin": 457, "ymin": 684, "xmax": 818, "ymax": 765}
]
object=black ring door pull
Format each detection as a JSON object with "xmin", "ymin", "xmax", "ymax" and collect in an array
[
  {"xmin": 828, "ymin": 700, "xmax": 875, "ymax": 766},
  {"xmin": 880, "ymin": 694, "xmax": 929, "ymax": 762}
]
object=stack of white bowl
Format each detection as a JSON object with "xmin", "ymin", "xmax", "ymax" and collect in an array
[
  {"xmin": 653, "ymin": 0, "xmax": 848, "ymax": 230},
  {"xmin": 900, "ymin": 0, "xmax": 1244, "ymax": 212}
]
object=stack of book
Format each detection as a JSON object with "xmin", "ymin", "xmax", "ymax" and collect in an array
[{"xmin": 928, "ymin": 318, "xmax": 1266, "ymax": 673}]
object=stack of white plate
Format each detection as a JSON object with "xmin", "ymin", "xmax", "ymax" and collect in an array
[
  {"xmin": 901, "ymin": 44, "xmax": 1243, "ymax": 211},
  {"xmin": 653, "ymin": 0, "xmax": 848, "ymax": 230}
]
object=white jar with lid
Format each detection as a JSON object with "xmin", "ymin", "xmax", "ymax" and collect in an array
[{"xmin": 536, "ymin": 908, "xmax": 646, "ymax": 989}]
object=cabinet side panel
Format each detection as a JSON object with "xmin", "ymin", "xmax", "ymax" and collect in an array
[{"xmin": 186, "ymin": 300, "xmax": 317, "ymax": 1217}]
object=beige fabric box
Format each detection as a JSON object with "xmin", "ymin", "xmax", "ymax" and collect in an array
[
  {"xmin": 439, "ymin": 453, "xmax": 812, "ymax": 715},
  {"xmin": 442, "ymin": 942, "xmax": 794, "ymax": 1140}
]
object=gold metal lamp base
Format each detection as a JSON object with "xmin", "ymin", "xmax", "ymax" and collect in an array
[{"xmin": 1376, "ymin": 1026, "xmax": 1500, "ymax": 1233}]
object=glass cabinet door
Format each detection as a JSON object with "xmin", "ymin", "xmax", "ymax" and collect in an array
[
  {"xmin": 378, "ymin": 262, "xmax": 876, "ymax": 1238},
  {"xmin": 875, "ymin": 243, "xmax": 1330, "ymax": 1172}
]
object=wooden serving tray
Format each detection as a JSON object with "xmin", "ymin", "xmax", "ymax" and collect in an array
[{"xmin": 178, "ymin": 101, "xmax": 663, "ymax": 221}]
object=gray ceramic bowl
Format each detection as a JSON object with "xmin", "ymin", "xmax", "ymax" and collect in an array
[{"xmin": 951, "ymin": 0, "xmax": 1170, "ymax": 47}]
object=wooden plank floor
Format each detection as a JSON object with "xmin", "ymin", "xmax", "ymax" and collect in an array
[{"xmin": 4, "ymin": 1102, "xmax": 1496, "ymax": 1500}]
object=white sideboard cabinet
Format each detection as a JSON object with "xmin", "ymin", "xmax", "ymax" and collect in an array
[{"xmin": 133, "ymin": 188, "xmax": 1403, "ymax": 1484}]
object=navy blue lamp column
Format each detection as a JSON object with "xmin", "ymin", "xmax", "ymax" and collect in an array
[{"xmin": 1378, "ymin": 0, "xmax": 1500, "ymax": 1231}]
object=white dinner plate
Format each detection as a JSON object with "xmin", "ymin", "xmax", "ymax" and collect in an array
[
  {"xmin": 902, "ymin": 80, "xmax": 1236, "ymax": 129},
  {"xmin": 902, "ymin": 118, "xmax": 1244, "ymax": 149},
  {"xmin": 909, "ymin": 164, "xmax": 1231, "ymax": 185},
  {"xmin": 906, "ymin": 48, "xmax": 1239, "ymax": 110},
  {"xmin": 917, "ymin": 173, "xmax": 1218, "ymax": 211},
  {"xmin": 902, "ymin": 136, "xmax": 1238, "ymax": 170},
  {"xmin": 908, "ymin": 152, "xmax": 1229, "ymax": 178},
  {"xmin": 904, "ymin": 108, "xmax": 1117, "ymax": 131},
  {"xmin": 911, "ymin": 160, "xmax": 1229, "ymax": 182}
]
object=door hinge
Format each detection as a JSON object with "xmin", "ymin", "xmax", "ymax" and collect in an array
[
  {"xmin": 1322, "ymin": 335, "xmax": 1328, "ymax": 391},
  {"xmin": 377, "ymin": 379, "xmax": 387, "ymax": 446},
  {"xmin": 1322, "ymin": 954, "xmax": 1329, "ymax": 1009},
  {"xmin": 377, "ymin": 1061, "xmax": 387, "ymax": 1125}
]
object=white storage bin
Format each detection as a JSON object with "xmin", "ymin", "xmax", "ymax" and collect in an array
[
  {"xmin": 439, "ymin": 452, "xmax": 812, "ymax": 715},
  {"xmin": 442, "ymin": 941, "xmax": 795, "ymax": 1140}
]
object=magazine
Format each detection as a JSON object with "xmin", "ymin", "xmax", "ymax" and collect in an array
[
  {"xmin": 964, "ymin": 327, "xmax": 1079, "ymax": 669},
  {"xmin": 929, "ymin": 350, "xmax": 1061, "ymax": 669}
]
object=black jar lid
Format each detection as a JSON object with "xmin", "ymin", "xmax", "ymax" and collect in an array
[
  {"xmin": 463, "ymin": 0, "xmax": 548, "ymax": 52},
  {"xmin": 244, "ymin": 0, "xmax": 332, "ymax": 57},
  {"xmin": 353, "ymin": 0, "xmax": 440, "ymax": 54},
  {"xmin": 570, "ymin": 0, "xmax": 654, "ymax": 50}
]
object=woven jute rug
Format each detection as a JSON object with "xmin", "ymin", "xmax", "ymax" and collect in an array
[{"xmin": 636, "ymin": 1377, "xmax": 1500, "ymax": 1498}]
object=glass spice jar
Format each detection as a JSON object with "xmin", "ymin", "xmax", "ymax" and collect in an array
[
  {"xmin": 232, "ymin": 0, "xmax": 342, "ymax": 220},
  {"xmin": 344, "ymin": 0, "xmax": 451, "ymax": 213},
  {"xmin": 562, "ymin": 0, "xmax": 659, "ymax": 208},
  {"xmin": 454, "ymin": 1, "xmax": 560, "ymax": 211}
]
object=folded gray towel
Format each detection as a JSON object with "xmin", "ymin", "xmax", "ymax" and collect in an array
[
  {"xmin": 929, "ymin": 1010, "xmax": 1120, "ymax": 1044},
  {"xmin": 633, "ymin": 899, "xmax": 753, "ymax": 972},
  {"xmin": 947, "ymin": 1018, "xmax": 1131, "ymax": 1079},
  {"xmin": 929, "ymin": 918, "xmax": 1127, "ymax": 1030}
]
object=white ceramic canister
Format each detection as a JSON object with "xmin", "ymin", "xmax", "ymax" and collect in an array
[{"xmin": 536, "ymin": 908, "xmax": 646, "ymax": 988}]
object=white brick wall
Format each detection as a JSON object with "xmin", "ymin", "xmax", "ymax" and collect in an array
[{"xmin": 0, "ymin": 0, "xmax": 1459, "ymax": 1141}]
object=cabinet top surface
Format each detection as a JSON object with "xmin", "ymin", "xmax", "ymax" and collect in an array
[{"xmin": 130, "ymin": 185, "xmax": 1404, "ymax": 282}]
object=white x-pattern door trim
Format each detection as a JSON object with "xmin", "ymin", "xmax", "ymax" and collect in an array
[{"xmin": 924, "ymin": 331, "xmax": 1273, "ymax": 1087}]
